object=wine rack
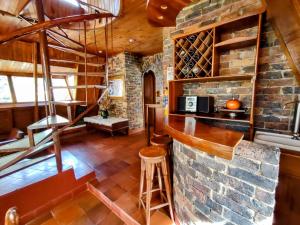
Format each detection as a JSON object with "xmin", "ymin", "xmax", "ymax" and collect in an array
[{"xmin": 174, "ymin": 29, "xmax": 213, "ymax": 79}]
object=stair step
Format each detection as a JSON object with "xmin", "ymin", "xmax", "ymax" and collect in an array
[
  {"xmin": 0, "ymin": 141, "xmax": 54, "ymax": 170},
  {"xmin": 0, "ymin": 154, "xmax": 54, "ymax": 178},
  {"xmin": 0, "ymin": 128, "xmax": 53, "ymax": 153},
  {"xmin": 27, "ymin": 115, "xmax": 69, "ymax": 130}
]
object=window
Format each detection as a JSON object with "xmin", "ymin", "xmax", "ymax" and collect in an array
[
  {"xmin": 12, "ymin": 76, "xmax": 35, "ymax": 102},
  {"xmin": 12, "ymin": 76, "xmax": 72, "ymax": 102},
  {"xmin": 52, "ymin": 78, "xmax": 71, "ymax": 101},
  {"xmin": 0, "ymin": 75, "xmax": 12, "ymax": 103}
]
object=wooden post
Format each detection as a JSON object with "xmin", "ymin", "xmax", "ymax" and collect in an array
[
  {"xmin": 33, "ymin": 42, "xmax": 39, "ymax": 121},
  {"xmin": 53, "ymin": 129, "xmax": 62, "ymax": 172},
  {"xmin": 36, "ymin": 0, "xmax": 55, "ymax": 115},
  {"xmin": 84, "ymin": 21, "xmax": 88, "ymax": 105}
]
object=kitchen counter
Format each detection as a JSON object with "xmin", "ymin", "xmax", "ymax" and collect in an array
[{"xmin": 164, "ymin": 116, "xmax": 244, "ymax": 160}]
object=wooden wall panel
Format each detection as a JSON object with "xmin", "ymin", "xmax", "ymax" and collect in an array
[
  {"xmin": 12, "ymin": 107, "xmax": 35, "ymax": 132},
  {"xmin": 0, "ymin": 109, "xmax": 13, "ymax": 135}
]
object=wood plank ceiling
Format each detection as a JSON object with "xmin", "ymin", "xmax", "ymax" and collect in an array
[{"xmin": 0, "ymin": 0, "xmax": 163, "ymax": 56}]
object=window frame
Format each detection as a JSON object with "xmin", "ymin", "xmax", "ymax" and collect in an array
[{"xmin": 0, "ymin": 73, "xmax": 75, "ymax": 105}]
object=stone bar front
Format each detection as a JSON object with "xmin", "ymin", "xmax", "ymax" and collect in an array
[{"xmin": 172, "ymin": 139, "xmax": 280, "ymax": 225}]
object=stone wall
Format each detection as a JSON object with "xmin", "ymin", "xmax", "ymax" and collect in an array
[
  {"xmin": 107, "ymin": 52, "xmax": 164, "ymax": 129},
  {"xmin": 162, "ymin": 0, "xmax": 300, "ymax": 134},
  {"xmin": 141, "ymin": 53, "xmax": 164, "ymax": 104},
  {"xmin": 173, "ymin": 139, "xmax": 280, "ymax": 225},
  {"xmin": 125, "ymin": 53, "xmax": 144, "ymax": 129},
  {"xmin": 108, "ymin": 53, "xmax": 128, "ymax": 119}
]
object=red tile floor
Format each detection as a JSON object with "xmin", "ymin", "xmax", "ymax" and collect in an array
[{"xmin": 12, "ymin": 130, "xmax": 174, "ymax": 225}]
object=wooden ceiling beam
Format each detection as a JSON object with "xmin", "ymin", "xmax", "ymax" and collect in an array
[
  {"xmin": 0, "ymin": 12, "xmax": 114, "ymax": 45},
  {"xmin": 48, "ymin": 44, "xmax": 98, "ymax": 58},
  {"xmin": 49, "ymin": 59, "xmax": 105, "ymax": 67}
]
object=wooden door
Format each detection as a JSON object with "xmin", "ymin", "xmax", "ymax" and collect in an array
[
  {"xmin": 143, "ymin": 71, "xmax": 155, "ymax": 126},
  {"xmin": 274, "ymin": 149, "xmax": 300, "ymax": 225}
]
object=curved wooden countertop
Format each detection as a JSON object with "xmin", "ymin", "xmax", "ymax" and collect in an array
[{"xmin": 164, "ymin": 116, "xmax": 244, "ymax": 160}]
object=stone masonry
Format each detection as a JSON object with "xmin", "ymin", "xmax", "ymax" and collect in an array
[
  {"xmin": 163, "ymin": 0, "xmax": 300, "ymax": 134},
  {"xmin": 173, "ymin": 139, "xmax": 280, "ymax": 225},
  {"xmin": 107, "ymin": 52, "xmax": 163, "ymax": 129}
]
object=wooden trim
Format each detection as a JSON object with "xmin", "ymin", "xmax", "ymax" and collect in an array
[
  {"xmin": 36, "ymin": 0, "xmax": 55, "ymax": 115},
  {"xmin": 33, "ymin": 42, "xmax": 39, "ymax": 121},
  {"xmin": 7, "ymin": 76, "xmax": 16, "ymax": 103},
  {"xmin": 171, "ymin": 9, "xmax": 265, "ymax": 40},
  {"xmin": 0, "ymin": 13, "xmax": 114, "ymax": 44},
  {"xmin": 64, "ymin": 77, "xmax": 73, "ymax": 101},
  {"xmin": 50, "ymin": 59, "xmax": 104, "ymax": 67}
]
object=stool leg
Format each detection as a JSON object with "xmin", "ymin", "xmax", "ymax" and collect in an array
[
  {"xmin": 156, "ymin": 164, "xmax": 163, "ymax": 202},
  {"xmin": 139, "ymin": 159, "xmax": 145, "ymax": 209},
  {"xmin": 146, "ymin": 163, "xmax": 153, "ymax": 225},
  {"xmin": 162, "ymin": 159, "xmax": 174, "ymax": 222},
  {"xmin": 150, "ymin": 163, "xmax": 155, "ymax": 201}
]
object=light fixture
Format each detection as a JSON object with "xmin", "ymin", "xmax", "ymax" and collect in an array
[
  {"xmin": 128, "ymin": 38, "xmax": 135, "ymax": 43},
  {"xmin": 98, "ymin": 50, "xmax": 103, "ymax": 53},
  {"xmin": 157, "ymin": 15, "xmax": 164, "ymax": 20},
  {"xmin": 161, "ymin": 4, "xmax": 168, "ymax": 10},
  {"xmin": 64, "ymin": 0, "xmax": 79, "ymax": 7}
]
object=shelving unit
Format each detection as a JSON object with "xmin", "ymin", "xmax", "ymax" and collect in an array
[{"xmin": 169, "ymin": 11, "xmax": 264, "ymax": 139}]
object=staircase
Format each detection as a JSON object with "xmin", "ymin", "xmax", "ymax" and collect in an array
[{"xmin": 0, "ymin": 0, "xmax": 113, "ymax": 179}]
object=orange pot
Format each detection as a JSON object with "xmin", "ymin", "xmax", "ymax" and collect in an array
[{"xmin": 226, "ymin": 99, "xmax": 241, "ymax": 110}]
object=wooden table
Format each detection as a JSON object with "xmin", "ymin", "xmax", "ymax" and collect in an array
[{"xmin": 84, "ymin": 116, "xmax": 129, "ymax": 136}]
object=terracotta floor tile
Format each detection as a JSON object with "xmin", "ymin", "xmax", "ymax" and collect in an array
[
  {"xmin": 114, "ymin": 192, "xmax": 139, "ymax": 215},
  {"xmin": 40, "ymin": 218, "xmax": 60, "ymax": 225},
  {"xmin": 104, "ymin": 184, "xmax": 127, "ymax": 202},
  {"xmin": 86, "ymin": 202, "xmax": 111, "ymax": 224},
  {"xmin": 98, "ymin": 211, "xmax": 124, "ymax": 225},
  {"xmin": 25, "ymin": 213, "xmax": 53, "ymax": 225},
  {"xmin": 94, "ymin": 177, "xmax": 116, "ymax": 193},
  {"xmin": 75, "ymin": 191, "xmax": 101, "ymax": 212},
  {"xmin": 68, "ymin": 215, "xmax": 94, "ymax": 225},
  {"xmin": 51, "ymin": 202, "xmax": 86, "ymax": 225}
]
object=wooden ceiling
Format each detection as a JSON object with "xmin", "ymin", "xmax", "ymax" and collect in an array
[{"xmin": 0, "ymin": 0, "xmax": 164, "ymax": 57}]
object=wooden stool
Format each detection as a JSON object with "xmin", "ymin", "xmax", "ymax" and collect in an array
[
  {"xmin": 150, "ymin": 136, "xmax": 173, "ymax": 150},
  {"xmin": 139, "ymin": 146, "xmax": 174, "ymax": 225}
]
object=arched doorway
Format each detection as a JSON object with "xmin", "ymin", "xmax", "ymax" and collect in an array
[{"xmin": 143, "ymin": 70, "xmax": 156, "ymax": 127}]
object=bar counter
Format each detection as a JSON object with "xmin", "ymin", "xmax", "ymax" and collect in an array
[{"xmin": 164, "ymin": 116, "xmax": 244, "ymax": 160}]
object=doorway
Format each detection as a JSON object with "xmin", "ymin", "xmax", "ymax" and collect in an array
[{"xmin": 143, "ymin": 70, "xmax": 156, "ymax": 127}]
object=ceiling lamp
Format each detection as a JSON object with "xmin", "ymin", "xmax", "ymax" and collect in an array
[
  {"xmin": 161, "ymin": 5, "xmax": 168, "ymax": 10},
  {"xmin": 128, "ymin": 38, "xmax": 135, "ymax": 43},
  {"xmin": 157, "ymin": 15, "xmax": 164, "ymax": 20}
]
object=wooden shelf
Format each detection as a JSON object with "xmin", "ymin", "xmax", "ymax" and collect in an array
[
  {"xmin": 170, "ymin": 74, "xmax": 254, "ymax": 83},
  {"xmin": 169, "ymin": 112, "xmax": 251, "ymax": 124},
  {"xmin": 215, "ymin": 36, "xmax": 257, "ymax": 50}
]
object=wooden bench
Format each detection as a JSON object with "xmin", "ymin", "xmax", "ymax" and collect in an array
[{"xmin": 84, "ymin": 116, "xmax": 129, "ymax": 136}]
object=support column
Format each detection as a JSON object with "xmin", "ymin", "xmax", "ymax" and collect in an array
[{"xmin": 36, "ymin": 0, "xmax": 55, "ymax": 115}]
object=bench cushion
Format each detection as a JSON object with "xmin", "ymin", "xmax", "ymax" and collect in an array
[{"xmin": 83, "ymin": 116, "xmax": 129, "ymax": 127}]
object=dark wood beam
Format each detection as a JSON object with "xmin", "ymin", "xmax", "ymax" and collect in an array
[{"xmin": 0, "ymin": 12, "xmax": 114, "ymax": 44}]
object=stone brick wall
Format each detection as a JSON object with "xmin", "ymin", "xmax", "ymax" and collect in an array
[
  {"xmin": 108, "ymin": 53, "xmax": 128, "ymax": 119},
  {"xmin": 163, "ymin": 0, "xmax": 300, "ymax": 134},
  {"xmin": 107, "ymin": 52, "xmax": 164, "ymax": 129},
  {"xmin": 173, "ymin": 139, "xmax": 280, "ymax": 225},
  {"xmin": 125, "ymin": 53, "xmax": 144, "ymax": 129},
  {"xmin": 141, "ymin": 53, "xmax": 164, "ymax": 104}
]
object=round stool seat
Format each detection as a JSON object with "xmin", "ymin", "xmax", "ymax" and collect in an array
[
  {"xmin": 150, "ymin": 136, "xmax": 173, "ymax": 147},
  {"xmin": 139, "ymin": 146, "xmax": 166, "ymax": 161}
]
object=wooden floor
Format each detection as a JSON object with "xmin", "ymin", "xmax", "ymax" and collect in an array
[{"xmin": 26, "ymin": 130, "xmax": 173, "ymax": 225}]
